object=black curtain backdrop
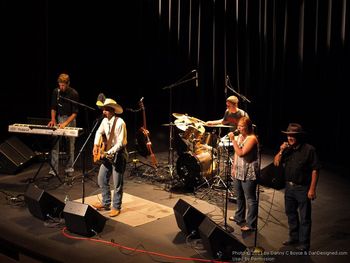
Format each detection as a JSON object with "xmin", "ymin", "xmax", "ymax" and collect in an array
[{"xmin": 1, "ymin": 0, "xmax": 349, "ymax": 166}]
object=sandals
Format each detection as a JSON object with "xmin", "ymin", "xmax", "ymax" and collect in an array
[
  {"xmin": 228, "ymin": 217, "xmax": 245, "ymax": 226},
  {"xmin": 241, "ymin": 225, "xmax": 255, "ymax": 232}
]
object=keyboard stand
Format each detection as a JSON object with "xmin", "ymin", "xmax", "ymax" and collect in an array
[{"xmin": 27, "ymin": 137, "xmax": 63, "ymax": 184}]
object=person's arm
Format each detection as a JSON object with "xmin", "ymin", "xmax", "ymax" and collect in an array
[
  {"xmin": 308, "ymin": 169, "xmax": 319, "ymax": 200},
  {"xmin": 58, "ymin": 113, "xmax": 77, "ymax": 129},
  {"xmin": 48, "ymin": 109, "xmax": 57, "ymax": 127},
  {"xmin": 273, "ymin": 142, "xmax": 289, "ymax": 166},
  {"xmin": 205, "ymin": 119, "xmax": 223, "ymax": 126},
  {"xmin": 229, "ymin": 133, "xmax": 257, "ymax": 157}
]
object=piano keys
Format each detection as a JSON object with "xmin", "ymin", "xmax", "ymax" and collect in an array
[{"xmin": 8, "ymin": 123, "xmax": 83, "ymax": 138}]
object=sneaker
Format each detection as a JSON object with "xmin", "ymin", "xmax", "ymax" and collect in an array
[
  {"xmin": 109, "ymin": 209, "xmax": 120, "ymax": 217},
  {"xmin": 92, "ymin": 202, "xmax": 110, "ymax": 211}
]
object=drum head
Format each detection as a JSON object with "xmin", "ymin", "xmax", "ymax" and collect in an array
[
  {"xmin": 176, "ymin": 151, "xmax": 215, "ymax": 189},
  {"xmin": 176, "ymin": 152, "xmax": 202, "ymax": 189}
]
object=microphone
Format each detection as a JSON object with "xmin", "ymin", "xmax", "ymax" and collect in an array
[
  {"xmin": 233, "ymin": 129, "xmax": 240, "ymax": 136},
  {"xmin": 140, "ymin": 97, "xmax": 144, "ymax": 102},
  {"xmin": 195, "ymin": 71, "xmax": 198, "ymax": 88}
]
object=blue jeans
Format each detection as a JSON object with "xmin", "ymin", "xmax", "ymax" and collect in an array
[
  {"xmin": 51, "ymin": 117, "xmax": 76, "ymax": 173},
  {"xmin": 285, "ymin": 184, "xmax": 311, "ymax": 245},
  {"xmin": 97, "ymin": 150, "xmax": 127, "ymax": 210},
  {"xmin": 234, "ymin": 179, "xmax": 258, "ymax": 229}
]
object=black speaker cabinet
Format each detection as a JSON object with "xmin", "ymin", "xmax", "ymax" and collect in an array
[
  {"xmin": 24, "ymin": 184, "xmax": 65, "ymax": 220},
  {"xmin": 258, "ymin": 162, "xmax": 285, "ymax": 190},
  {"xmin": 199, "ymin": 217, "xmax": 247, "ymax": 260},
  {"xmin": 173, "ymin": 198, "xmax": 206, "ymax": 238},
  {"xmin": 63, "ymin": 201, "xmax": 106, "ymax": 237},
  {"xmin": 0, "ymin": 136, "xmax": 35, "ymax": 174}
]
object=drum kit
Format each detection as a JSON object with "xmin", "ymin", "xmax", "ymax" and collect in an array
[{"xmin": 165, "ymin": 113, "xmax": 234, "ymax": 191}]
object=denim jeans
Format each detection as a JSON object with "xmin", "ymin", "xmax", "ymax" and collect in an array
[
  {"xmin": 234, "ymin": 178, "xmax": 258, "ymax": 229},
  {"xmin": 50, "ymin": 117, "xmax": 76, "ymax": 174},
  {"xmin": 285, "ymin": 184, "xmax": 311, "ymax": 245},
  {"xmin": 97, "ymin": 149, "xmax": 127, "ymax": 210}
]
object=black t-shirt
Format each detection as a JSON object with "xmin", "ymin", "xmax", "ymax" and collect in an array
[
  {"xmin": 222, "ymin": 109, "xmax": 249, "ymax": 131},
  {"xmin": 51, "ymin": 87, "xmax": 79, "ymax": 116}
]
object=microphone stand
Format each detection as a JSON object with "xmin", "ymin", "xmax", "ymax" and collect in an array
[
  {"xmin": 162, "ymin": 71, "xmax": 197, "ymax": 196},
  {"xmin": 60, "ymin": 96, "xmax": 98, "ymax": 204},
  {"xmin": 225, "ymin": 76, "xmax": 251, "ymax": 104},
  {"xmin": 248, "ymin": 141, "xmax": 264, "ymax": 258},
  {"xmin": 72, "ymin": 116, "xmax": 101, "ymax": 204}
]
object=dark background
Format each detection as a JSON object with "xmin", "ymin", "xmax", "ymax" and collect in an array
[{"xmin": 1, "ymin": 0, "xmax": 349, "ymax": 167}]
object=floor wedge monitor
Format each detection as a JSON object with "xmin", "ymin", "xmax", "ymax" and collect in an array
[
  {"xmin": 24, "ymin": 184, "xmax": 65, "ymax": 220},
  {"xmin": 63, "ymin": 201, "xmax": 106, "ymax": 237},
  {"xmin": 199, "ymin": 216, "xmax": 247, "ymax": 260},
  {"xmin": 173, "ymin": 198, "xmax": 206, "ymax": 238}
]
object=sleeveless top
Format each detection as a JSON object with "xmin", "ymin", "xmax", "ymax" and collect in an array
[{"xmin": 233, "ymin": 134, "xmax": 259, "ymax": 181}]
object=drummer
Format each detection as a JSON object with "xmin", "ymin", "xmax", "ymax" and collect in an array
[{"xmin": 205, "ymin": 95, "xmax": 249, "ymax": 132}]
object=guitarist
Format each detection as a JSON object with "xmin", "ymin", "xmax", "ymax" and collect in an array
[{"xmin": 92, "ymin": 98, "xmax": 128, "ymax": 217}]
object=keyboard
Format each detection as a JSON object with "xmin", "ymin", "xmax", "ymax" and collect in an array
[{"xmin": 8, "ymin": 123, "xmax": 83, "ymax": 137}]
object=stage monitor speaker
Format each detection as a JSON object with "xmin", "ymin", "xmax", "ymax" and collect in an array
[
  {"xmin": 0, "ymin": 136, "xmax": 35, "ymax": 174},
  {"xmin": 199, "ymin": 217, "xmax": 247, "ymax": 260},
  {"xmin": 24, "ymin": 184, "xmax": 65, "ymax": 220},
  {"xmin": 63, "ymin": 201, "xmax": 106, "ymax": 237},
  {"xmin": 258, "ymin": 162, "xmax": 285, "ymax": 190},
  {"xmin": 173, "ymin": 198, "xmax": 206, "ymax": 238}
]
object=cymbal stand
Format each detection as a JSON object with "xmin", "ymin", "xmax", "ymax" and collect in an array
[{"xmin": 162, "ymin": 70, "xmax": 197, "ymax": 195}]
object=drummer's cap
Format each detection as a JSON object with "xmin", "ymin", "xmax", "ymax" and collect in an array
[{"xmin": 226, "ymin": 95, "xmax": 239, "ymax": 105}]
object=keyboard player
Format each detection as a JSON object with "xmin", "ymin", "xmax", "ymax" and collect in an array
[{"xmin": 47, "ymin": 73, "xmax": 79, "ymax": 176}]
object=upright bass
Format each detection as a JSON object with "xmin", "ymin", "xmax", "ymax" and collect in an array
[{"xmin": 137, "ymin": 98, "xmax": 158, "ymax": 168}]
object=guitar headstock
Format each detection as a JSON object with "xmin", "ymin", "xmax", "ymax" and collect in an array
[{"xmin": 139, "ymin": 97, "xmax": 145, "ymax": 111}]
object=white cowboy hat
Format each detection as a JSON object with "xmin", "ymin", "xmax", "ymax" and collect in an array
[{"xmin": 101, "ymin": 98, "xmax": 123, "ymax": 114}]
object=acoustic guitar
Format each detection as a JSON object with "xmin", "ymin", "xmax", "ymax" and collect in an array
[
  {"xmin": 137, "ymin": 99, "xmax": 158, "ymax": 168},
  {"xmin": 93, "ymin": 134, "xmax": 108, "ymax": 163}
]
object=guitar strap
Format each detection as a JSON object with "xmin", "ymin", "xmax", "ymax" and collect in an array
[{"xmin": 106, "ymin": 116, "xmax": 117, "ymax": 151}]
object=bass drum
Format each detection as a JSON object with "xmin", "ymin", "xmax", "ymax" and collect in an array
[{"xmin": 176, "ymin": 151, "xmax": 215, "ymax": 189}]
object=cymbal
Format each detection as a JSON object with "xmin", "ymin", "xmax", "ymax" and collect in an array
[
  {"xmin": 188, "ymin": 116, "xmax": 205, "ymax": 124},
  {"xmin": 204, "ymin": 124, "xmax": 232, "ymax": 128},
  {"xmin": 172, "ymin": 113, "xmax": 187, "ymax": 119},
  {"xmin": 174, "ymin": 119, "xmax": 190, "ymax": 131},
  {"xmin": 172, "ymin": 113, "xmax": 204, "ymax": 124}
]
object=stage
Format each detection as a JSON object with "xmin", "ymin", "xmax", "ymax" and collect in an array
[{"xmin": 0, "ymin": 148, "xmax": 349, "ymax": 263}]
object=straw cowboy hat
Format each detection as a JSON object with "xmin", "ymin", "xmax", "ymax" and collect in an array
[
  {"xmin": 96, "ymin": 93, "xmax": 106, "ymax": 108},
  {"xmin": 282, "ymin": 123, "xmax": 306, "ymax": 135},
  {"xmin": 100, "ymin": 98, "xmax": 123, "ymax": 114}
]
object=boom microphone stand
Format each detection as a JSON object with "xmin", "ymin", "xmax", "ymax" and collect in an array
[{"xmin": 60, "ymin": 96, "xmax": 97, "ymax": 204}]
